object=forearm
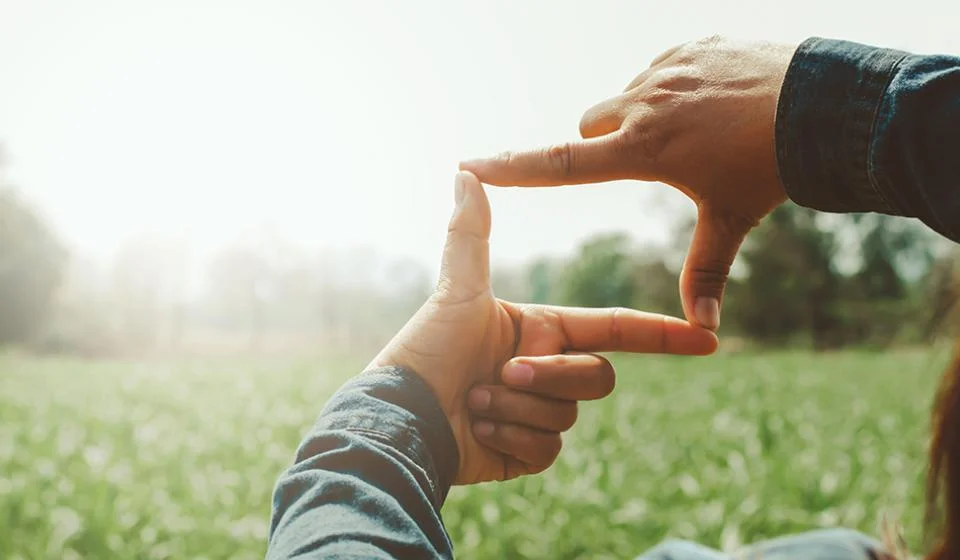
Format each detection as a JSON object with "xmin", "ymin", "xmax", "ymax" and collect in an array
[
  {"xmin": 267, "ymin": 367, "xmax": 458, "ymax": 559},
  {"xmin": 776, "ymin": 37, "xmax": 960, "ymax": 243}
]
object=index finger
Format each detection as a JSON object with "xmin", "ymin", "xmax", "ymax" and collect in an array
[
  {"xmin": 544, "ymin": 305, "xmax": 719, "ymax": 355},
  {"xmin": 459, "ymin": 133, "xmax": 631, "ymax": 187}
]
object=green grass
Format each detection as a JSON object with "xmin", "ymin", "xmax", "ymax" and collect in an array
[{"xmin": 0, "ymin": 348, "xmax": 953, "ymax": 559}]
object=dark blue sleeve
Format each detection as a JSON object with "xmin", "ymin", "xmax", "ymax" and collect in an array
[
  {"xmin": 776, "ymin": 37, "xmax": 960, "ymax": 243},
  {"xmin": 266, "ymin": 367, "xmax": 460, "ymax": 559}
]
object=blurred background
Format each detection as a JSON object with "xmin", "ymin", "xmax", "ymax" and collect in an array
[{"xmin": 2, "ymin": 1, "xmax": 960, "ymax": 559}]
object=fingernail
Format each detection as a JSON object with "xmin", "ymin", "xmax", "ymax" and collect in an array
[
  {"xmin": 695, "ymin": 297, "xmax": 720, "ymax": 330},
  {"xmin": 454, "ymin": 173, "xmax": 468, "ymax": 207},
  {"xmin": 502, "ymin": 362, "xmax": 534, "ymax": 386},
  {"xmin": 467, "ymin": 388, "xmax": 491, "ymax": 411},
  {"xmin": 473, "ymin": 421, "xmax": 495, "ymax": 437}
]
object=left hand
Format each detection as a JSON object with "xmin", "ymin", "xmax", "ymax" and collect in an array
[{"xmin": 368, "ymin": 171, "xmax": 718, "ymax": 485}]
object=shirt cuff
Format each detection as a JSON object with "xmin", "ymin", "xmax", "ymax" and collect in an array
[
  {"xmin": 775, "ymin": 37, "xmax": 909, "ymax": 214},
  {"xmin": 306, "ymin": 366, "xmax": 460, "ymax": 507}
]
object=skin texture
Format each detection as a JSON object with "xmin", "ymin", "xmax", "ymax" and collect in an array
[
  {"xmin": 460, "ymin": 36, "xmax": 799, "ymax": 332},
  {"xmin": 368, "ymin": 171, "xmax": 718, "ymax": 485}
]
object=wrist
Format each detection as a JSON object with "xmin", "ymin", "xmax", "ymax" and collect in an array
[
  {"xmin": 333, "ymin": 366, "xmax": 461, "ymax": 504},
  {"xmin": 367, "ymin": 346, "xmax": 458, "ymax": 421}
]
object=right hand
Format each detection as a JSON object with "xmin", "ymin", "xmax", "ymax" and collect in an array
[{"xmin": 461, "ymin": 36, "xmax": 799, "ymax": 331}]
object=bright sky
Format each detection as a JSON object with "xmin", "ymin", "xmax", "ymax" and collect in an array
[{"xmin": 1, "ymin": 0, "xmax": 958, "ymax": 275}]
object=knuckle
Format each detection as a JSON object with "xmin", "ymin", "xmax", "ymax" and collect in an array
[
  {"xmin": 690, "ymin": 34, "xmax": 724, "ymax": 55},
  {"xmin": 662, "ymin": 35, "xmax": 723, "ymax": 67},
  {"xmin": 619, "ymin": 120, "xmax": 668, "ymax": 168},
  {"xmin": 545, "ymin": 143, "xmax": 574, "ymax": 177},
  {"xmin": 650, "ymin": 68, "xmax": 703, "ymax": 95},
  {"xmin": 608, "ymin": 307, "xmax": 625, "ymax": 349},
  {"xmin": 641, "ymin": 88, "xmax": 677, "ymax": 106},
  {"xmin": 690, "ymin": 260, "xmax": 732, "ymax": 290},
  {"xmin": 699, "ymin": 34, "xmax": 725, "ymax": 46},
  {"xmin": 483, "ymin": 388, "xmax": 502, "ymax": 414}
]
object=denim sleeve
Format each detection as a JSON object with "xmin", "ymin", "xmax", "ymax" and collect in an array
[
  {"xmin": 776, "ymin": 37, "xmax": 960, "ymax": 243},
  {"xmin": 635, "ymin": 528, "xmax": 888, "ymax": 559},
  {"xmin": 266, "ymin": 367, "xmax": 459, "ymax": 559}
]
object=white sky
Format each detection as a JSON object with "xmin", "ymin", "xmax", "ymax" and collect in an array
[{"xmin": 1, "ymin": 0, "xmax": 958, "ymax": 275}]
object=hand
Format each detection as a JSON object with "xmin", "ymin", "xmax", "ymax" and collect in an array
[
  {"xmin": 463, "ymin": 351, "xmax": 619, "ymax": 479},
  {"xmin": 368, "ymin": 171, "xmax": 718, "ymax": 485},
  {"xmin": 460, "ymin": 36, "xmax": 799, "ymax": 331}
]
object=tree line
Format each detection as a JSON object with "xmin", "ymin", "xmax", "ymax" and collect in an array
[
  {"xmin": 494, "ymin": 205, "xmax": 960, "ymax": 349},
  {"xmin": 2, "ymin": 180, "xmax": 959, "ymax": 357}
]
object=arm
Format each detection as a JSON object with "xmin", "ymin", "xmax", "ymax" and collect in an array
[
  {"xmin": 777, "ymin": 37, "xmax": 960, "ymax": 242},
  {"xmin": 267, "ymin": 368, "xmax": 457, "ymax": 559}
]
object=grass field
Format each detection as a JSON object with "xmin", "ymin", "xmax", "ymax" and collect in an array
[{"xmin": 0, "ymin": 348, "xmax": 953, "ymax": 559}]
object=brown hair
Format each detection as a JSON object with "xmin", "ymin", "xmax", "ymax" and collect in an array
[{"xmin": 925, "ymin": 342, "xmax": 960, "ymax": 559}]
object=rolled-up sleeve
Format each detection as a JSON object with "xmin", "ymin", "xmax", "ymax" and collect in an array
[{"xmin": 267, "ymin": 367, "xmax": 459, "ymax": 559}]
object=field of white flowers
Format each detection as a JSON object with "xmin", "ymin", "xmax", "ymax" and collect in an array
[{"xmin": 0, "ymin": 349, "xmax": 951, "ymax": 559}]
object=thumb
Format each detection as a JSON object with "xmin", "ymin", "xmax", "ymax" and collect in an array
[
  {"xmin": 437, "ymin": 171, "xmax": 492, "ymax": 300},
  {"xmin": 679, "ymin": 205, "xmax": 752, "ymax": 331}
]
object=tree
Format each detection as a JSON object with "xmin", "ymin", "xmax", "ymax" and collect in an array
[
  {"xmin": 0, "ymin": 185, "xmax": 67, "ymax": 345},
  {"xmin": 731, "ymin": 205, "xmax": 840, "ymax": 348},
  {"xmin": 851, "ymin": 214, "xmax": 932, "ymax": 299},
  {"xmin": 560, "ymin": 233, "xmax": 636, "ymax": 308},
  {"xmin": 632, "ymin": 257, "xmax": 684, "ymax": 318},
  {"xmin": 527, "ymin": 258, "xmax": 554, "ymax": 304}
]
